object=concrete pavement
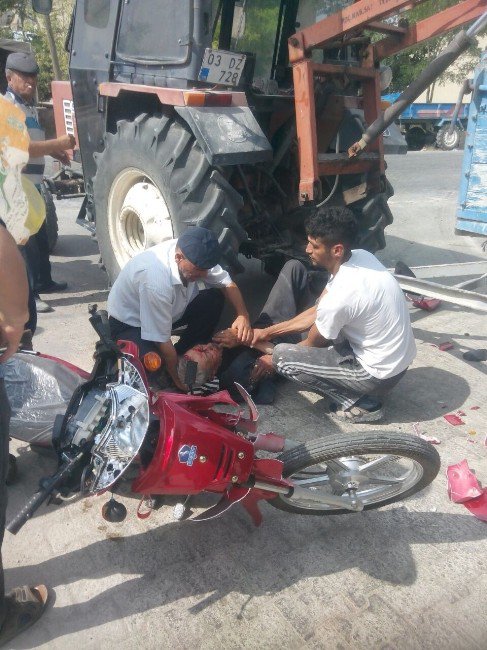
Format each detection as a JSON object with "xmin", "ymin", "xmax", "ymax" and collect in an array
[{"xmin": 5, "ymin": 151, "xmax": 487, "ymax": 650}]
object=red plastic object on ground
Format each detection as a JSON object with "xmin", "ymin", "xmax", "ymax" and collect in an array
[
  {"xmin": 463, "ymin": 492, "xmax": 487, "ymax": 522},
  {"xmin": 447, "ymin": 460, "xmax": 482, "ymax": 503},
  {"xmin": 412, "ymin": 297, "xmax": 441, "ymax": 311},
  {"xmin": 444, "ymin": 413, "xmax": 465, "ymax": 426},
  {"xmin": 438, "ymin": 342, "xmax": 454, "ymax": 351}
]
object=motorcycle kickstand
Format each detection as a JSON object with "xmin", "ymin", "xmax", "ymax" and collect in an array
[{"xmin": 173, "ymin": 495, "xmax": 192, "ymax": 521}]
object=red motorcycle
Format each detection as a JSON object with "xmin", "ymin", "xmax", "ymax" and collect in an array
[{"xmin": 6, "ymin": 307, "xmax": 440, "ymax": 534}]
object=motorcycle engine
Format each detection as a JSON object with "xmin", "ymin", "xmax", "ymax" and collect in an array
[{"xmin": 63, "ymin": 358, "xmax": 150, "ymax": 493}]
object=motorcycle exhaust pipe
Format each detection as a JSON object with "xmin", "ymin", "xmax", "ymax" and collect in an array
[{"xmin": 252, "ymin": 480, "xmax": 364, "ymax": 511}]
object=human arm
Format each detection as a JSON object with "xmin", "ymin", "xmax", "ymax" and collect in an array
[
  {"xmin": 299, "ymin": 323, "xmax": 332, "ymax": 348},
  {"xmin": 0, "ymin": 226, "xmax": 29, "ymax": 363},
  {"xmin": 156, "ymin": 341, "xmax": 187, "ymax": 392},
  {"xmin": 251, "ymin": 305, "xmax": 317, "ymax": 346},
  {"xmin": 29, "ymin": 133, "xmax": 75, "ymax": 158},
  {"xmin": 221, "ymin": 282, "xmax": 252, "ymax": 344},
  {"xmin": 212, "ymin": 327, "xmax": 274, "ymax": 354}
]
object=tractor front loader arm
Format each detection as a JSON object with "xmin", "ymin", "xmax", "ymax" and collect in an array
[{"xmin": 289, "ymin": 0, "xmax": 487, "ymax": 203}]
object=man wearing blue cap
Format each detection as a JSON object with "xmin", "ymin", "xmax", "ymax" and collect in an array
[
  {"xmin": 108, "ymin": 227, "xmax": 252, "ymax": 391},
  {"xmin": 4, "ymin": 51, "xmax": 75, "ymax": 316}
]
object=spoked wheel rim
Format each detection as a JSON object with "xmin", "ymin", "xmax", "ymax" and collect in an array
[
  {"xmin": 442, "ymin": 130, "xmax": 459, "ymax": 148},
  {"xmin": 283, "ymin": 454, "xmax": 424, "ymax": 511},
  {"xmin": 107, "ymin": 168, "xmax": 173, "ymax": 269}
]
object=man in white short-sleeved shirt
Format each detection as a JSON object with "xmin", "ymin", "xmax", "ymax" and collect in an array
[
  {"xmin": 247, "ymin": 206, "xmax": 416, "ymax": 422},
  {"xmin": 108, "ymin": 227, "xmax": 251, "ymax": 391}
]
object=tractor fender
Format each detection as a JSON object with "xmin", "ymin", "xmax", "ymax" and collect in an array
[{"xmin": 175, "ymin": 106, "xmax": 272, "ymax": 166}]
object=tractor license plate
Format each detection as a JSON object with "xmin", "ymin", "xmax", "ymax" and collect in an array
[{"xmin": 198, "ymin": 49, "xmax": 246, "ymax": 87}]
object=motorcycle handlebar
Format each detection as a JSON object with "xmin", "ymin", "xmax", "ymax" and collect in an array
[
  {"xmin": 88, "ymin": 305, "xmax": 120, "ymax": 355},
  {"xmin": 6, "ymin": 451, "xmax": 84, "ymax": 535}
]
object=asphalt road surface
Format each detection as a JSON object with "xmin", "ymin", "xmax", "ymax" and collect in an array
[{"xmin": 6, "ymin": 150, "xmax": 487, "ymax": 650}]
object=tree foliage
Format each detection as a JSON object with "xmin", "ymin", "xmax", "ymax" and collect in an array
[
  {"xmin": 384, "ymin": 0, "xmax": 481, "ymax": 99},
  {"xmin": 0, "ymin": 0, "xmax": 72, "ymax": 100}
]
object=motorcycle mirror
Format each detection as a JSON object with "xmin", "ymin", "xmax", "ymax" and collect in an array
[
  {"xmin": 101, "ymin": 497, "xmax": 127, "ymax": 523},
  {"xmin": 32, "ymin": 0, "xmax": 52, "ymax": 15}
]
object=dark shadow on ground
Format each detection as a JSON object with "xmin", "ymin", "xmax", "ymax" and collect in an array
[
  {"xmin": 7, "ymin": 506, "xmax": 486, "ymax": 649},
  {"xmin": 412, "ymin": 326, "xmax": 487, "ymax": 379},
  {"xmin": 51, "ymin": 234, "xmax": 99, "ymax": 259},
  {"xmin": 377, "ymin": 234, "xmax": 484, "ymax": 270},
  {"xmin": 269, "ymin": 365, "xmax": 470, "ymax": 426}
]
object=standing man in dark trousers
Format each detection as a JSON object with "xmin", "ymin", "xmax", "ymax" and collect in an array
[
  {"xmin": 0, "ymin": 219, "xmax": 48, "ymax": 646},
  {"xmin": 4, "ymin": 51, "xmax": 75, "ymax": 314}
]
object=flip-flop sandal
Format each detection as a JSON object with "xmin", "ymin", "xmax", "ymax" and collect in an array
[
  {"xmin": 0, "ymin": 585, "xmax": 48, "ymax": 647},
  {"xmin": 330, "ymin": 404, "xmax": 385, "ymax": 423}
]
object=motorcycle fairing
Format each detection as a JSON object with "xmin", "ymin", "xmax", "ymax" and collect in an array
[
  {"xmin": 5, "ymin": 351, "xmax": 87, "ymax": 447},
  {"xmin": 192, "ymin": 458, "xmax": 290, "ymax": 526},
  {"xmin": 132, "ymin": 391, "xmax": 254, "ymax": 495}
]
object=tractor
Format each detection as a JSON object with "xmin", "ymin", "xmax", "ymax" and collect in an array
[{"xmin": 32, "ymin": 0, "xmax": 486, "ymax": 281}]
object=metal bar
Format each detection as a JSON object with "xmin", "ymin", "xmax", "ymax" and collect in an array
[
  {"xmin": 289, "ymin": 0, "xmax": 430, "ymax": 63},
  {"xmin": 311, "ymin": 62, "xmax": 377, "ymax": 79},
  {"xmin": 292, "ymin": 60, "xmax": 320, "ymax": 203},
  {"xmin": 98, "ymin": 82, "xmax": 248, "ymax": 108},
  {"xmin": 394, "ymin": 274, "xmax": 487, "ymax": 312},
  {"xmin": 367, "ymin": 20, "xmax": 408, "ymax": 35},
  {"xmin": 252, "ymin": 481, "xmax": 364, "ymax": 511},
  {"xmin": 374, "ymin": 0, "xmax": 486, "ymax": 61}
]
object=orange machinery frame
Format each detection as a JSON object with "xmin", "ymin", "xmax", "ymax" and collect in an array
[{"xmin": 289, "ymin": 0, "xmax": 486, "ymax": 202}]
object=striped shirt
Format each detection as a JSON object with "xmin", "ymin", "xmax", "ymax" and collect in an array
[
  {"xmin": 107, "ymin": 239, "xmax": 232, "ymax": 343},
  {"xmin": 4, "ymin": 88, "xmax": 45, "ymax": 185}
]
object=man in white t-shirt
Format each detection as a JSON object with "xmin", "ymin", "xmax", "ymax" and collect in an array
[
  {"xmin": 246, "ymin": 206, "xmax": 416, "ymax": 422},
  {"xmin": 108, "ymin": 227, "xmax": 251, "ymax": 391}
]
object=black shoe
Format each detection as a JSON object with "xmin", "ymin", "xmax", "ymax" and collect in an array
[
  {"xmin": 35, "ymin": 296, "xmax": 54, "ymax": 313},
  {"xmin": 36, "ymin": 280, "xmax": 68, "ymax": 293}
]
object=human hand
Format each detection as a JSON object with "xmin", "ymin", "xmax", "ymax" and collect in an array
[
  {"xmin": 0, "ymin": 323, "xmax": 24, "ymax": 364},
  {"xmin": 250, "ymin": 354, "xmax": 274, "ymax": 382},
  {"xmin": 54, "ymin": 150, "xmax": 71, "ymax": 166},
  {"xmin": 213, "ymin": 328, "xmax": 240, "ymax": 348},
  {"xmin": 56, "ymin": 133, "xmax": 76, "ymax": 151},
  {"xmin": 231, "ymin": 315, "xmax": 253, "ymax": 345},
  {"xmin": 251, "ymin": 328, "xmax": 270, "ymax": 347}
]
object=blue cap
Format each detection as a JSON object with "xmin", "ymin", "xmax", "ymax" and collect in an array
[
  {"xmin": 178, "ymin": 227, "xmax": 222, "ymax": 269},
  {"xmin": 6, "ymin": 52, "xmax": 39, "ymax": 75}
]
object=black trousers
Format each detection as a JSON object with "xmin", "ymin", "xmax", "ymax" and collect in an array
[
  {"xmin": 219, "ymin": 260, "xmax": 328, "ymax": 391},
  {"xmin": 0, "ymin": 379, "xmax": 10, "ymax": 626},
  {"xmin": 19, "ymin": 246, "xmax": 37, "ymax": 335},
  {"xmin": 109, "ymin": 288, "xmax": 224, "ymax": 372}
]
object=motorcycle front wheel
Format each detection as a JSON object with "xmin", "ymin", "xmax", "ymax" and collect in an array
[{"xmin": 269, "ymin": 431, "xmax": 440, "ymax": 516}]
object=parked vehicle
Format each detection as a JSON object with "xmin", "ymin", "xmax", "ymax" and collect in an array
[
  {"xmin": 382, "ymin": 92, "xmax": 469, "ymax": 151},
  {"xmin": 31, "ymin": 0, "xmax": 485, "ymax": 281},
  {"xmin": 6, "ymin": 307, "xmax": 441, "ymax": 534}
]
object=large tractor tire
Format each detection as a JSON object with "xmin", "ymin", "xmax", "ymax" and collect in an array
[
  {"xmin": 405, "ymin": 126, "xmax": 427, "ymax": 151},
  {"xmin": 92, "ymin": 114, "xmax": 246, "ymax": 283},
  {"xmin": 40, "ymin": 181, "xmax": 58, "ymax": 253},
  {"xmin": 436, "ymin": 124, "xmax": 463, "ymax": 151}
]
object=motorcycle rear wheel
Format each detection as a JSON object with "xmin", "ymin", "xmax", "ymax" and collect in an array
[{"xmin": 269, "ymin": 431, "xmax": 440, "ymax": 516}]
